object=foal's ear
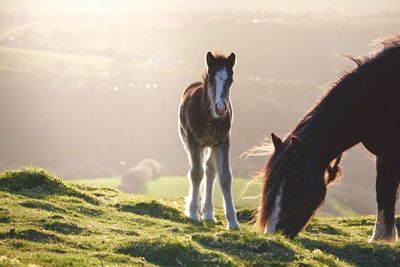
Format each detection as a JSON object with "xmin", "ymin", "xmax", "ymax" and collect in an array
[
  {"xmin": 227, "ymin": 52, "xmax": 236, "ymax": 68},
  {"xmin": 206, "ymin": 52, "xmax": 215, "ymax": 67},
  {"xmin": 271, "ymin": 133, "xmax": 283, "ymax": 150}
]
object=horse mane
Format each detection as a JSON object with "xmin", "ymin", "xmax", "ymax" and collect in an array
[
  {"xmin": 256, "ymin": 137, "xmax": 324, "ymax": 231},
  {"xmin": 255, "ymin": 138, "xmax": 345, "ymax": 231},
  {"xmin": 255, "ymin": 145, "xmax": 287, "ymax": 232},
  {"xmin": 336, "ymin": 35, "xmax": 400, "ymax": 81},
  {"xmin": 324, "ymin": 155, "xmax": 342, "ymax": 185}
]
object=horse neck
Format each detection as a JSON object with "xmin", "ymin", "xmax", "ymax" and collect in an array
[{"xmin": 294, "ymin": 73, "xmax": 367, "ymax": 168}]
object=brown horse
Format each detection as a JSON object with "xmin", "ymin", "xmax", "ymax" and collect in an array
[
  {"xmin": 178, "ymin": 52, "xmax": 240, "ymax": 229},
  {"xmin": 256, "ymin": 36, "xmax": 400, "ymax": 243}
]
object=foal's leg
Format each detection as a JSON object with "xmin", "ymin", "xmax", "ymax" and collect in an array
[
  {"xmin": 369, "ymin": 156, "xmax": 399, "ymax": 243},
  {"xmin": 184, "ymin": 143, "xmax": 204, "ymax": 221},
  {"xmin": 215, "ymin": 140, "xmax": 240, "ymax": 230},
  {"xmin": 202, "ymin": 148, "xmax": 216, "ymax": 221}
]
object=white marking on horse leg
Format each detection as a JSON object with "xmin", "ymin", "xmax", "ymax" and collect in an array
[
  {"xmin": 369, "ymin": 210, "xmax": 398, "ymax": 243},
  {"xmin": 216, "ymin": 148, "xmax": 240, "ymax": 230},
  {"xmin": 185, "ymin": 148, "xmax": 204, "ymax": 221},
  {"xmin": 219, "ymin": 174, "xmax": 239, "ymax": 229},
  {"xmin": 202, "ymin": 148, "xmax": 216, "ymax": 221},
  {"xmin": 201, "ymin": 178, "xmax": 215, "ymax": 221},
  {"xmin": 185, "ymin": 169, "xmax": 202, "ymax": 221},
  {"xmin": 266, "ymin": 182, "xmax": 284, "ymax": 233}
]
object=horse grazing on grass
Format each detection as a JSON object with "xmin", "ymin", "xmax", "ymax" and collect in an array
[
  {"xmin": 179, "ymin": 52, "xmax": 240, "ymax": 229},
  {"xmin": 256, "ymin": 36, "xmax": 400, "ymax": 243}
]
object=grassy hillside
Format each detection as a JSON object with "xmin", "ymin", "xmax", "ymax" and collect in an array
[{"xmin": 1, "ymin": 168, "xmax": 399, "ymax": 266}]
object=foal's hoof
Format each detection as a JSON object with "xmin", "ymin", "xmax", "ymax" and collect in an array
[
  {"xmin": 185, "ymin": 211, "xmax": 200, "ymax": 222},
  {"xmin": 188, "ymin": 215, "xmax": 200, "ymax": 222},
  {"xmin": 202, "ymin": 214, "xmax": 215, "ymax": 222},
  {"xmin": 227, "ymin": 221, "xmax": 241, "ymax": 230}
]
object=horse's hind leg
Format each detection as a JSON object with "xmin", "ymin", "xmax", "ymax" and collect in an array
[
  {"xmin": 215, "ymin": 140, "xmax": 240, "ymax": 230},
  {"xmin": 369, "ymin": 156, "xmax": 399, "ymax": 243},
  {"xmin": 184, "ymin": 142, "xmax": 204, "ymax": 221},
  {"xmin": 202, "ymin": 148, "xmax": 216, "ymax": 221}
]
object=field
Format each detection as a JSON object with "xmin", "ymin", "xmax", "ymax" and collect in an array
[{"xmin": 1, "ymin": 167, "xmax": 399, "ymax": 266}]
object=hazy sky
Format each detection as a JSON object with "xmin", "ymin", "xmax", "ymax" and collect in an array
[{"xmin": 2, "ymin": 0, "xmax": 400, "ymax": 15}]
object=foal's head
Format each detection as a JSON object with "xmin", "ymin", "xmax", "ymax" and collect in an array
[
  {"xmin": 204, "ymin": 52, "xmax": 235, "ymax": 118},
  {"xmin": 257, "ymin": 133, "xmax": 341, "ymax": 238}
]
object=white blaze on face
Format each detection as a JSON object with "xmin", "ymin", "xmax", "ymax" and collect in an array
[
  {"xmin": 266, "ymin": 182, "xmax": 284, "ymax": 233},
  {"xmin": 213, "ymin": 68, "xmax": 228, "ymax": 115}
]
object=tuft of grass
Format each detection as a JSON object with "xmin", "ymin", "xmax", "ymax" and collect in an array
[
  {"xmin": 117, "ymin": 237, "xmax": 236, "ymax": 266},
  {"xmin": 1, "ymin": 167, "xmax": 400, "ymax": 266},
  {"xmin": 0, "ymin": 167, "xmax": 99, "ymax": 205},
  {"xmin": 236, "ymin": 208, "xmax": 256, "ymax": 223},
  {"xmin": 115, "ymin": 199, "xmax": 187, "ymax": 223},
  {"xmin": 19, "ymin": 199, "xmax": 67, "ymax": 213},
  {"xmin": 42, "ymin": 221, "xmax": 85, "ymax": 235},
  {"xmin": 0, "ymin": 228, "xmax": 64, "ymax": 243}
]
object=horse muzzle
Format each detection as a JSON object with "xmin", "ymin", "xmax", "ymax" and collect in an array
[{"xmin": 215, "ymin": 102, "xmax": 227, "ymax": 116}]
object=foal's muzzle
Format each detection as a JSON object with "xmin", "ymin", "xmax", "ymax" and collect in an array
[{"xmin": 215, "ymin": 102, "xmax": 226, "ymax": 116}]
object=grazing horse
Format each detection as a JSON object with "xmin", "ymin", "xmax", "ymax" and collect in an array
[
  {"xmin": 179, "ymin": 52, "xmax": 240, "ymax": 229},
  {"xmin": 256, "ymin": 36, "xmax": 400, "ymax": 242}
]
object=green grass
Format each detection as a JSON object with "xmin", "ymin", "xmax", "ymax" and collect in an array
[
  {"xmin": 1, "ymin": 167, "xmax": 400, "ymax": 266},
  {"xmin": 75, "ymin": 176, "xmax": 261, "ymax": 208}
]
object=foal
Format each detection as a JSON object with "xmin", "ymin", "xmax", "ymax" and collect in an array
[{"xmin": 179, "ymin": 52, "xmax": 240, "ymax": 229}]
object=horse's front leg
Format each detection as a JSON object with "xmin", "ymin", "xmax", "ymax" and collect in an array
[
  {"xmin": 215, "ymin": 139, "xmax": 240, "ymax": 230},
  {"xmin": 202, "ymin": 148, "xmax": 216, "ymax": 221},
  {"xmin": 184, "ymin": 142, "xmax": 204, "ymax": 221},
  {"xmin": 369, "ymin": 156, "xmax": 399, "ymax": 243}
]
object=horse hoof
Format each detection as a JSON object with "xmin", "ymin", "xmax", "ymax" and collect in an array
[
  {"xmin": 227, "ymin": 221, "xmax": 240, "ymax": 230},
  {"xmin": 369, "ymin": 224, "xmax": 398, "ymax": 244},
  {"xmin": 184, "ymin": 210, "xmax": 200, "ymax": 222},
  {"xmin": 202, "ymin": 215, "xmax": 215, "ymax": 222},
  {"xmin": 189, "ymin": 216, "xmax": 200, "ymax": 222},
  {"xmin": 368, "ymin": 235, "xmax": 398, "ymax": 244}
]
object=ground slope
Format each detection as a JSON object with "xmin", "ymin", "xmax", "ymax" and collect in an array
[{"xmin": 0, "ymin": 168, "xmax": 399, "ymax": 266}]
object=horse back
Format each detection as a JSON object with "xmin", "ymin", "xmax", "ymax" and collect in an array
[{"xmin": 361, "ymin": 49, "xmax": 400, "ymax": 157}]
